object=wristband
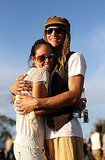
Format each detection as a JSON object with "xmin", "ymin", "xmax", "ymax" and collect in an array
[{"xmin": 10, "ymin": 90, "xmax": 15, "ymax": 96}]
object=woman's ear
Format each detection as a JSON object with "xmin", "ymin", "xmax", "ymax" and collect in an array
[{"xmin": 31, "ymin": 56, "xmax": 36, "ymax": 64}]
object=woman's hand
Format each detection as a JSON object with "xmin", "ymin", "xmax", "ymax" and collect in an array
[{"xmin": 16, "ymin": 93, "xmax": 38, "ymax": 115}]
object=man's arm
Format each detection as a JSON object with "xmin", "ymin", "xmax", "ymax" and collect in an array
[
  {"xmin": 10, "ymin": 74, "xmax": 33, "ymax": 95},
  {"xmin": 10, "ymin": 74, "xmax": 27, "ymax": 95},
  {"xmin": 37, "ymin": 74, "xmax": 84, "ymax": 109},
  {"xmin": 18, "ymin": 81, "xmax": 59, "ymax": 115},
  {"xmin": 16, "ymin": 74, "xmax": 84, "ymax": 114}
]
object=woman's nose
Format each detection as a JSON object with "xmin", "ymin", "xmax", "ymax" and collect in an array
[{"xmin": 45, "ymin": 57, "xmax": 49, "ymax": 63}]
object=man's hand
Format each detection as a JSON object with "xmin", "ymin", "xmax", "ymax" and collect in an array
[
  {"xmin": 10, "ymin": 74, "xmax": 33, "ymax": 95},
  {"xmin": 18, "ymin": 80, "xmax": 33, "ymax": 94},
  {"xmin": 16, "ymin": 93, "xmax": 37, "ymax": 115},
  {"xmin": 10, "ymin": 74, "xmax": 27, "ymax": 95},
  {"xmin": 73, "ymin": 98, "xmax": 87, "ymax": 110}
]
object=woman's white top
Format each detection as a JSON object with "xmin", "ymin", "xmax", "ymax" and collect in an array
[
  {"xmin": 14, "ymin": 67, "xmax": 49, "ymax": 148},
  {"xmin": 45, "ymin": 52, "xmax": 87, "ymax": 139}
]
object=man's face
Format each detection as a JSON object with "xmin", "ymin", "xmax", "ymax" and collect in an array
[{"xmin": 45, "ymin": 26, "xmax": 65, "ymax": 48}]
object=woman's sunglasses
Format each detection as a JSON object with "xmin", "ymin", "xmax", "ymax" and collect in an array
[
  {"xmin": 36, "ymin": 53, "xmax": 56, "ymax": 63},
  {"xmin": 45, "ymin": 27, "xmax": 66, "ymax": 35}
]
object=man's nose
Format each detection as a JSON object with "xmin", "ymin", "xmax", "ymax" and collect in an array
[{"xmin": 51, "ymin": 30, "xmax": 57, "ymax": 36}]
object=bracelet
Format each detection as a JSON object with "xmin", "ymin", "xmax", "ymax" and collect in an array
[
  {"xmin": 10, "ymin": 96, "xmax": 16, "ymax": 104},
  {"xmin": 10, "ymin": 90, "xmax": 15, "ymax": 96}
]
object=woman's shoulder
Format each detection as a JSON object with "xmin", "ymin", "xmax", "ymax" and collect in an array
[
  {"xmin": 27, "ymin": 67, "xmax": 49, "ymax": 82},
  {"xmin": 27, "ymin": 67, "xmax": 49, "ymax": 75},
  {"xmin": 36, "ymin": 68, "xmax": 49, "ymax": 77}
]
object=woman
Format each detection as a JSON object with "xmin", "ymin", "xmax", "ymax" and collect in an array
[
  {"xmin": 13, "ymin": 39, "xmax": 57, "ymax": 160},
  {"xmin": 11, "ymin": 16, "xmax": 87, "ymax": 160}
]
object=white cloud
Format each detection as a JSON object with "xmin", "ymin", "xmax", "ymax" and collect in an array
[
  {"xmin": 82, "ymin": 26, "xmax": 105, "ymax": 107},
  {"xmin": 0, "ymin": 62, "xmax": 29, "ymax": 87},
  {"xmin": 76, "ymin": 26, "xmax": 105, "ymax": 138},
  {"xmin": 72, "ymin": 25, "xmax": 105, "ymax": 59},
  {"xmin": 85, "ymin": 55, "xmax": 105, "ymax": 106},
  {"xmin": 88, "ymin": 27, "xmax": 105, "ymax": 52}
]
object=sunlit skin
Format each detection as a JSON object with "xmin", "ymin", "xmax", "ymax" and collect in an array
[
  {"xmin": 11, "ymin": 26, "xmax": 86, "ymax": 116},
  {"xmin": 32, "ymin": 44, "xmax": 54, "ymax": 72}
]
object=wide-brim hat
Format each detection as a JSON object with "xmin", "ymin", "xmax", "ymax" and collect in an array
[{"xmin": 44, "ymin": 16, "xmax": 70, "ymax": 31}]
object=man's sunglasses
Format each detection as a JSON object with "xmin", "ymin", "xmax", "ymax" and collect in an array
[
  {"xmin": 36, "ymin": 53, "xmax": 56, "ymax": 63},
  {"xmin": 45, "ymin": 27, "xmax": 66, "ymax": 35}
]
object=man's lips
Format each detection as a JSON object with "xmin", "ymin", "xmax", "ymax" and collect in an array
[
  {"xmin": 49, "ymin": 37, "xmax": 61, "ymax": 42},
  {"xmin": 50, "ymin": 37, "xmax": 58, "ymax": 40}
]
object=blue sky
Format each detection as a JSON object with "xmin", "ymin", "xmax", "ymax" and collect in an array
[{"xmin": 0, "ymin": 0, "xmax": 105, "ymax": 140}]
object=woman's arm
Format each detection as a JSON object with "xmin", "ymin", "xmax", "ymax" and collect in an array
[{"xmin": 32, "ymin": 81, "xmax": 47, "ymax": 98}]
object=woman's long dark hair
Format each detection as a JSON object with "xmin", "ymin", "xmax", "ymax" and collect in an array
[{"xmin": 28, "ymin": 38, "xmax": 57, "ymax": 69}]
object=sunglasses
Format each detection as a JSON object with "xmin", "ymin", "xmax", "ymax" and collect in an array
[
  {"xmin": 36, "ymin": 53, "xmax": 56, "ymax": 63},
  {"xmin": 45, "ymin": 27, "xmax": 66, "ymax": 35}
]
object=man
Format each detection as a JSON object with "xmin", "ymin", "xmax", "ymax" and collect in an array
[{"xmin": 11, "ymin": 16, "xmax": 87, "ymax": 160}]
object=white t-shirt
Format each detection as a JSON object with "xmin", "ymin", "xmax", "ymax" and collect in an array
[
  {"xmin": 14, "ymin": 67, "xmax": 49, "ymax": 148},
  {"xmin": 45, "ymin": 52, "xmax": 87, "ymax": 139},
  {"xmin": 91, "ymin": 132, "xmax": 101, "ymax": 150}
]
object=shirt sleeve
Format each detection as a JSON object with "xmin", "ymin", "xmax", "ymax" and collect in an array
[
  {"xmin": 27, "ymin": 68, "xmax": 49, "ymax": 90},
  {"xmin": 68, "ymin": 52, "xmax": 87, "ymax": 78}
]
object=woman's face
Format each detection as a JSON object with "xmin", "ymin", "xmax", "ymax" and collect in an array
[
  {"xmin": 32, "ymin": 44, "xmax": 54, "ymax": 72},
  {"xmin": 46, "ymin": 26, "xmax": 65, "ymax": 48}
]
